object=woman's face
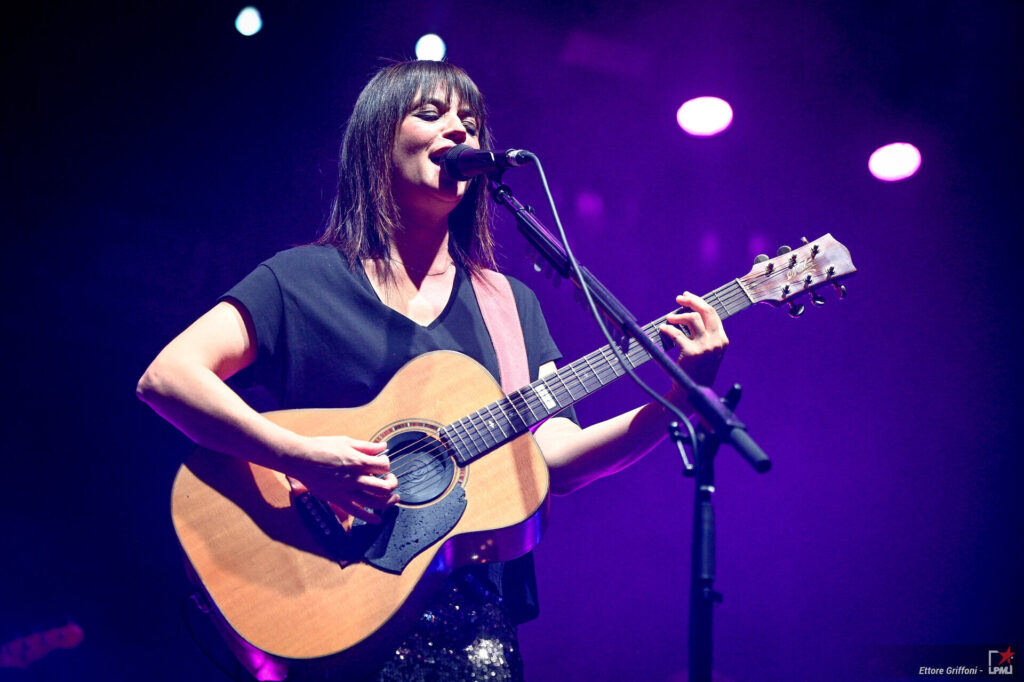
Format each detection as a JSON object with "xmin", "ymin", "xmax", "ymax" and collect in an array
[{"xmin": 391, "ymin": 90, "xmax": 481, "ymax": 218}]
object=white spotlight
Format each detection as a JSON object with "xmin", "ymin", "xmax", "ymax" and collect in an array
[
  {"xmin": 415, "ymin": 34, "xmax": 446, "ymax": 61},
  {"xmin": 868, "ymin": 142, "xmax": 921, "ymax": 182},
  {"xmin": 676, "ymin": 96, "xmax": 733, "ymax": 137},
  {"xmin": 235, "ymin": 7, "xmax": 262, "ymax": 37}
]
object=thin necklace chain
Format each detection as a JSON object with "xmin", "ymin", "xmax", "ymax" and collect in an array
[{"xmin": 390, "ymin": 257, "xmax": 454, "ymax": 277}]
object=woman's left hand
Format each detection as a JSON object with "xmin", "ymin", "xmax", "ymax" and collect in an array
[{"xmin": 658, "ymin": 292, "xmax": 729, "ymax": 390}]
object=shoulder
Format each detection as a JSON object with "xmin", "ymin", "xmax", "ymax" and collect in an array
[
  {"xmin": 475, "ymin": 269, "xmax": 539, "ymax": 300},
  {"xmin": 504, "ymin": 273, "xmax": 544, "ymax": 313},
  {"xmin": 258, "ymin": 244, "xmax": 361, "ymax": 286},
  {"xmin": 262, "ymin": 244, "xmax": 347, "ymax": 272}
]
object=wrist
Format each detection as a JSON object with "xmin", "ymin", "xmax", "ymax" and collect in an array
[{"xmin": 261, "ymin": 425, "xmax": 312, "ymax": 473}]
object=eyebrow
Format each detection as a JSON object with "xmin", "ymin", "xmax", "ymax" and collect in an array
[{"xmin": 415, "ymin": 96, "xmax": 478, "ymax": 119}]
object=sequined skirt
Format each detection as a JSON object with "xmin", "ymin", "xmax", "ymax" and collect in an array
[{"xmin": 370, "ymin": 569, "xmax": 524, "ymax": 682}]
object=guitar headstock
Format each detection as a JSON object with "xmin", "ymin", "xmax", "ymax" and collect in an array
[{"xmin": 740, "ymin": 234, "xmax": 856, "ymax": 316}]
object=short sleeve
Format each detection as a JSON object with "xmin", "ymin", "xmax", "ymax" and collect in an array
[
  {"xmin": 508, "ymin": 276, "xmax": 580, "ymax": 426},
  {"xmin": 220, "ymin": 263, "xmax": 284, "ymax": 361},
  {"xmin": 508, "ymin": 278, "xmax": 562, "ymax": 378}
]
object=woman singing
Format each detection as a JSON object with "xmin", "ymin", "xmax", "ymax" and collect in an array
[{"xmin": 138, "ymin": 59, "xmax": 727, "ymax": 681}]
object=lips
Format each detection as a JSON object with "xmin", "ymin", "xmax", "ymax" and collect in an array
[{"xmin": 430, "ymin": 146, "xmax": 456, "ymax": 166}]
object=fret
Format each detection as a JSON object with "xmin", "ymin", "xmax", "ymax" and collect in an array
[
  {"xmin": 532, "ymin": 381, "xmax": 560, "ymax": 412},
  {"xmin": 598, "ymin": 344, "xmax": 626, "ymax": 381},
  {"xmin": 585, "ymin": 351, "xmax": 610, "ymax": 386},
  {"xmin": 440, "ymin": 422, "xmax": 472, "ymax": 465},
  {"xmin": 527, "ymin": 383, "xmax": 553, "ymax": 417},
  {"xmin": 579, "ymin": 353, "xmax": 600, "ymax": 389},
  {"xmin": 503, "ymin": 393, "xmax": 532, "ymax": 433},
  {"xmin": 462, "ymin": 416, "xmax": 490, "ymax": 462},
  {"xmin": 482, "ymin": 403, "xmax": 510, "ymax": 440},
  {"xmin": 458, "ymin": 416, "xmax": 488, "ymax": 453},
  {"xmin": 499, "ymin": 397, "xmax": 529, "ymax": 435},
  {"xmin": 470, "ymin": 409, "xmax": 501, "ymax": 450},
  {"xmin": 545, "ymin": 371, "xmax": 574, "ymax": 407},
  {"xmin": 560, "ymin": 363, "xmax": 585, "ymax": 401},
  {"xmin": 512, "ymin": 387, "xmax": 540, "ymax": 421},
  {"xmin": 570, "ymin": 360, "xmax": 593, "ymax": 393},
  {"xmin": 585, "ymin": 352, "xmax": 606, "ymax": 385}
]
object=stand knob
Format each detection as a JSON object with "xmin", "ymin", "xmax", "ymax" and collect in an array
[{"xmin": 702, "ymin": 587, "xmax": 724, "ymax": 603}]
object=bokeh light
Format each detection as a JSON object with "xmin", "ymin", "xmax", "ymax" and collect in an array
[
  {"xmin": 676, "ymin": 96, "xmax": 733, "ymax": 137},
  {"xmin": 415, "ymin": 34, "xmax": 446, "ymax": 61},
  {"xmin": 868, "ymin": 142, "xmax": 921, "ymax": 182},
  {"xmin": 235, "ymin": 7, "xmax": 262, "ymax": 36}
]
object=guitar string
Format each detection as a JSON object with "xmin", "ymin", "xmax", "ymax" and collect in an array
[
  {"xmin": 314, "ymin": 267, "xmax": 833, "ymax": 496},
  {"xmin": 344, "ymin": 284, "xmax": 756, "ymax": 488},
  {"xmin": 378, "ymin": 307, "xmax": 728, "ymax": 494},
  {"xmin": 375, "ymin": 318, "xmax": 684, "ymax": 490},
  {"xmin": 363, "ymin": 337, "xmax": 654, "ymax": 489},
  {"xmin": 375, "ymin": 309, "xmax": 662, "ymax": 476},
  {"xmin": 381, "ymin": 269, "xmax": 831, "ymax": 489},
  {"xmin": 378, "ymin": 285, "xmax": 762, "ymax": 486}
]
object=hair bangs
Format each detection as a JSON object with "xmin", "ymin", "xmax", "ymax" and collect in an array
[{"xmin": 402, "ymin": 62, "xmax": 487, "ymax": 128}]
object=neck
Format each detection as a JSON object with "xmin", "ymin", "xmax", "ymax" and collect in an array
[{"xmin": 386, "ymin": 207, "xmax": 453, "ymax": 280}]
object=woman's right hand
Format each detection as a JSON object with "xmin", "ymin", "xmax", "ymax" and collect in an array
[{"xmin": 287, "ymin": 436, "xmax": 400, "ymax": 524}]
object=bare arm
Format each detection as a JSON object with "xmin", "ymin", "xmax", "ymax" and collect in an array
[
  {"xmin": 535, "ymin": 292, "xmax": 728, "ymax": 495},
  {"xmin": 136, "ymin": 301, "xmax": 398, "ymax": 522}
]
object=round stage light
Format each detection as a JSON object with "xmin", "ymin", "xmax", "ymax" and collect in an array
[
  {"xmin": 868, "ymin": 142, "xmax": 921, "ymax": 182},
  {"xmin": 235, "ymin": 7, "xmax": 262, "ymax": 36},
  {"xmin": 676, "ymin": 97, "xmax": 733, "ymax": 137},
  {"xmin": 415, "ymin": 34, "xmax": 446, "ymax": 61}
]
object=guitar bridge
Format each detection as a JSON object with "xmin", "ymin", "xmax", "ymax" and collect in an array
[{"xmin": 292, "ymin": 489, "xmax": 382, "ymax": 564}]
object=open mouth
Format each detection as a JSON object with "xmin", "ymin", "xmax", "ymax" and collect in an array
[{"xmin": 430, "ymin": 146, "xmax": 455, "ymax": 166}]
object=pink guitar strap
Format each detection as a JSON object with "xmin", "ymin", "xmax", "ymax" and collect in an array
[{"xmin": 470, "ymin": 269, "xmax": 530, "ymax": 394}]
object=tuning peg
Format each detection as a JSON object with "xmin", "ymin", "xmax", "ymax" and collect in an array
[
  {"xmin": 800, "ymin": 236, "xmax": 810, "ymax": 245},
  {"xmin": 776, "ymin": 245, "xmax": 792, "ymax": 256},
  {"xmin": 787, "ymin": 301, "xmax": 805, "ymax": 317},
  {"xmin": 810, "ymin": 292, "xmax": 826, "ymax": 306},
  {"xmin": 753, "ymin": 254, "xmax": 769, "ymax": 264},
  {"xmin": 832, "ymin": 282, "xmax": 847, "ymax": 299}
]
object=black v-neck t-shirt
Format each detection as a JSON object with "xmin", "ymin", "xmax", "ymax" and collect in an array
[
  {"xmin": 222, "ymin": 245, "xmax": 564, "ymax": 411},
  {"xmin": 221, "ymin": 244, "xmax": 569, "ymax": 624}
]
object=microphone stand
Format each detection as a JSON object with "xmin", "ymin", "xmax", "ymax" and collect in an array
[{"xmin": 489, "ymin": 178, "xmax": 771, "ymax": 682}]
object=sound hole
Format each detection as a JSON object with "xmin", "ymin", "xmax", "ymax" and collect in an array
[{"xmin": 387, "ymin": 430, "xmax": 454, "ymax": 505}]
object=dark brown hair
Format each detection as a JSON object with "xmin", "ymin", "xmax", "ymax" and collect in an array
[{"xmin": 317, "ymin": 61, "xmax": 496, "ymax": 278}]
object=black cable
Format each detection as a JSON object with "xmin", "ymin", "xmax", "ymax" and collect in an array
[{"xmin": 522, "ymin": 153, "xmax": 700, "ymax": 462}]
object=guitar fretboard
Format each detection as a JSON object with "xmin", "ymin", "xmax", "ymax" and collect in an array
[{"xmin": 439, "ymin": 278, "xmax": 753, "ymax": 464}]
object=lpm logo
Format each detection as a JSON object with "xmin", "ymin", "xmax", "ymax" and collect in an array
[{"xmin": 988, "ymin": 646, "xmax": 1015, "ymax": 675}]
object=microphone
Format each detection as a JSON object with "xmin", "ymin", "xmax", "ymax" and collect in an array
[{"xmin": 440, "ymin": 144, "xmax": 534, "ymax": 180}]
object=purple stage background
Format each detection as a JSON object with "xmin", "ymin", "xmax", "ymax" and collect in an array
[{"xmin": 3, "ymin": 2, "xmax": 1020, "ymax": 680}]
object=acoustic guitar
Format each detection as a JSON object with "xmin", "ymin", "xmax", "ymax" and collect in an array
[{"xmin": 171, "ymin": 234, "xmax": 855, "ymax": 676}]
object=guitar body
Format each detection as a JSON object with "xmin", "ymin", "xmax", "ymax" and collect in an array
[{"xmin": 171, "ymin": 351, "xmax": 550, "ymax": 675}]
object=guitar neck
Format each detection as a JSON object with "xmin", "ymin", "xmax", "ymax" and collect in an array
[{"xmin": 441, "ymin": 278, "xmax": 753, "ymax": 464}]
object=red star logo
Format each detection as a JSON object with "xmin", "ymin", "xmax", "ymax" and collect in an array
[{"xmin": 997, "ymin": 646, "xmax": 1015, "ymax": 665}]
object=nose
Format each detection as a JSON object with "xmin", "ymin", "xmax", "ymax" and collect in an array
[{"xmin": 442, "ymin": 113, "xmax": 467, "ymax": 144}]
